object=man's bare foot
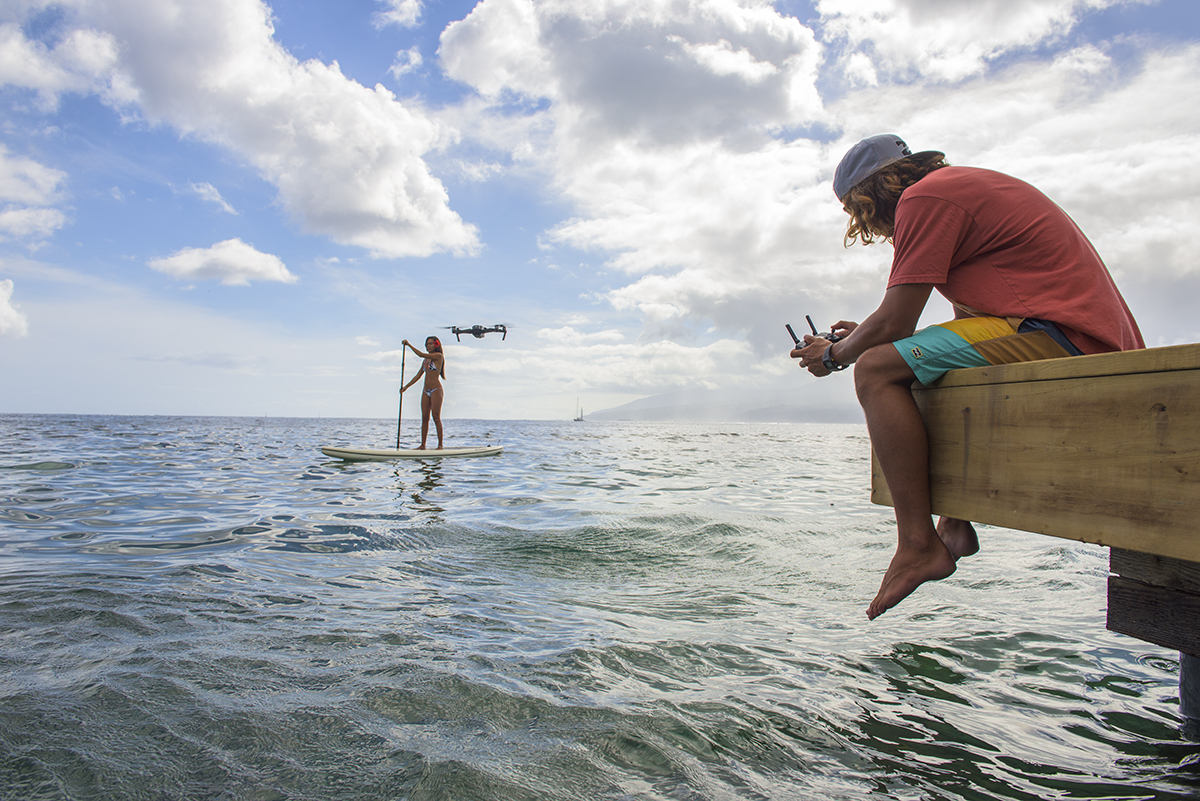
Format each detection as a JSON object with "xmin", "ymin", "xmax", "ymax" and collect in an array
[
  {"xmin": 936, "ymin": 517, "xmax": 979, "ymax": 559},
  {"xmin": 415, "ymin": 445, "xmax": 426, "ymax": 450},
  {"xmin": 867, "ymin": 540, "xmax": 957, "ymax": 620}
]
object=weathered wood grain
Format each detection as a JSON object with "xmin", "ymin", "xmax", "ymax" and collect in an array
[
  {"xmin": 1110, "ymin": 548, "xmax": 1200, "ymax": 592},
  {"xmin": 1107, "ymin": 576, "xmax": 1200, "ymax": 657}
]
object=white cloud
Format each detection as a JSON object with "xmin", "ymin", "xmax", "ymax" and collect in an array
[
  {"xmin": 0, "ymin": 278, "xmax": 29, "ymax": 337},
  {"xmin": 0, "ymin": 145, "xmax": 69, "ymax": 242},
  {"xmin": 0, "ymin": 21, "xmax": 132, "ymax": 109},
  {"xmin": 0, "ymin": 144, "xmax": 67, "ymax": 206},
  {"xmin": 388, "ymin": 45, "xmax": 423, "ymax": 79},
  {"xmin": 844, "ymin": 51, "xmax": 878, "ymax": 87},
  {"xmin": 450, "ymin": 159, "xmax": 505, "ymax": 182},
  {"xmin": 439, "ymin": 0, "xmax": 554, "ymax": 100},
  {"xmin": 148, "ymin": 238, "xmax": 297, "ymax": 286},
  {"xmin": 668, "ymin": 36, "xmax": 780, "ymax": 83},
  {"xmin": 375, "ymin": 0, "xmax": 422, "ymax": 29},
  {"xmin": 816, "ymin": 0, "xmax": 1135, "ymax": 83},
  {"xmin": 190, "ymin": 182, "xmax": 237, "ymax": 214},
  {"xmin": 0, "ymin": 206, "xmax": 68, "ymax": 241},
  {"xmin": 440, "ymin": 0, "xmax": 824, "ymax": 145},
  {"xmin": 2, "ymin": 0, "xmax": 478, "ymax": 259},
  {"xmin": 534, "ymin": 325, "xmax": 625, "ymax": 344}
]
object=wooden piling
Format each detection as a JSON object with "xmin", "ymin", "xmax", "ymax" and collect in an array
[{"xmin": 1182, "ymin": 653, "xmax": 1200, "ymax": 740}]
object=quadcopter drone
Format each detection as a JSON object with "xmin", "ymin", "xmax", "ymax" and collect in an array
[{"xmin": 445, "ymin": 324, "xmax": 508, "ymax": 341}]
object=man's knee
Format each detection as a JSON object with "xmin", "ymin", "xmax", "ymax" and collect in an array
[{"xmin": 854, "ymin": 343, "xmax": 915, "ymax": 401}]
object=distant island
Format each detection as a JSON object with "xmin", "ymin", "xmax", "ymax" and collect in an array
[{"xmin": 584, "ymin": 387, "xmax": 864, "ymax": 424}]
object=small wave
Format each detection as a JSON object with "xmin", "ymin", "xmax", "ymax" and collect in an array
[{"xmin": 0, "ymin": 461, "xmax": 76, "ymax": 471}]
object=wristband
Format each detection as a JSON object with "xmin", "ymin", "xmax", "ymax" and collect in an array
[{"xmin": 822, "ymin": 343, "xmax": 848, "ymax": 372}]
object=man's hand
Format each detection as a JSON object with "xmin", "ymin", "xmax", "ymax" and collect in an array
[
  {"xmin": 791, "ymin": 285, "xmax": 934, "ymax": 378},
  {"xmin": 791, "ymin": 320, "xmax": 860, "ymax": 376},
  {"xmin": 792, "ymin": 335, "xmax": 836, "ymax": 377},
  {"xmin": 828, "ymin": 321, "xmax": 858, "ymax": 340}
]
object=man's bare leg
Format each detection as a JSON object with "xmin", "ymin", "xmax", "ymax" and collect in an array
[
  {"xmin": 937, "ymin": 517, "xmax": 979, "ymax": 559},
  {"xmin": 855, "ymin": 345, "xmax": 957, "ymax": 620}
]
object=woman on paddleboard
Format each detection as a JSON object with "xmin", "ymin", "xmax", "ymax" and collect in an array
[{"xmin": 400, "ymin": 336, "xmax": 445, "ymax": 450}]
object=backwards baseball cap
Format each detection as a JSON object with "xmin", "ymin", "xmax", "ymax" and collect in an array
[{"xmin": 833, "ymin": 134, "xmax": 943, "ymax": 202}]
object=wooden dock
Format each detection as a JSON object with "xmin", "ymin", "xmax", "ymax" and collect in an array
[{"xmin": 870, "ymin": 342, "xmax": 1200, "ymax": 716}]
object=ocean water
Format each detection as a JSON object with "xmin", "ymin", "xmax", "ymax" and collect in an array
[{"xmin": 0, "ymin": 413, "xmax": 1196, "ymax": 801}]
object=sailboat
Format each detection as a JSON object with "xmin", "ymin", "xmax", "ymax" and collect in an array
[{"xmin": 573, "ymin": 399, "xmax": 584, "ymax": 422}]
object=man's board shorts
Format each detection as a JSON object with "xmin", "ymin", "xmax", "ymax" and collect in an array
[{"xmin": 895, "ymin": 317, "xmax": 1084, "ymax": 386}]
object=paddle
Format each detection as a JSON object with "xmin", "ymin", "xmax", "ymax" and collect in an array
[{"xmin": 395, "ymin": 346, "xmax": 406, "ymax": 449}]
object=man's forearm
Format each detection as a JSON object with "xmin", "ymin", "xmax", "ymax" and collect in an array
[{"xmin": 831, "ymin": 283, "xmax": 934, "ymax": 366}]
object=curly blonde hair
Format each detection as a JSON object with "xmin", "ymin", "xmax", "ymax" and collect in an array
[{"xmin": 843, "ymin": 153, "xmax": 950, "ymax": 246}]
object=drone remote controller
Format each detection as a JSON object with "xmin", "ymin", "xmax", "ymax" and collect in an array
[{"xmin": 805, "ymin": 314, "xmax": 843, "ymax": 343}]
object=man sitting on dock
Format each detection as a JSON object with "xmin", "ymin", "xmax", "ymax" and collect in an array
[{"xmin": 792, "ymin": 134, "xmax": 1144, "ymax": 620}]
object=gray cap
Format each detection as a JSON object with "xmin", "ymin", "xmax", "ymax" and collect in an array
[{"xmin": 833, "ymin": 134, "xmax": 943, "ymax": 201}]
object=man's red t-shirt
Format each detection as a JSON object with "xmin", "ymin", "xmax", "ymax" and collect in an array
[{"xmin": 887, "ymin": 166, "xmax": 1143, "ymax": 354}]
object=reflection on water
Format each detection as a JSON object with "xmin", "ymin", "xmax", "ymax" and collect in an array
[
  {"xmin": 0, "ymin": 414, "xmax": 1196, "ymax": 800},
  {"xmin": 404, "ymin": 459, "xmax": 449, "ymax": 515}
]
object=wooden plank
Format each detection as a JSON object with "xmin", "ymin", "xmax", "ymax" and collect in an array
[
  {"xmin": 871, "ymin": 345, "xmax": 1200, "ymax": 563},
  {"xmin": 932, "ymin": 342, "xmax": 1200, "ymax": 389},
  {"xmin": 1107, "ymin": 576, "xmax": 1200, "ymax": 657},
  {"xmin": 1110, "ymin": 548, "xmax": 1200, "ymax": 593}
]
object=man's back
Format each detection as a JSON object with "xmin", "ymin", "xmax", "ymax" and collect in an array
[{"xmin": 888, "ymin": 166, "xmax": 1143, "ymax": 354}]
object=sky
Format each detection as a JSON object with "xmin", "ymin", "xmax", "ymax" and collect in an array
[{"xmin": 1, "ymin": 0, "xmax": 1198, "ymax": 422}]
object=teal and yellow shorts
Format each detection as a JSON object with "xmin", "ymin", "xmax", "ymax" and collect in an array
[{"xmin": 895, "ymin": 317, "xmax": 1082, "ymax": 386}]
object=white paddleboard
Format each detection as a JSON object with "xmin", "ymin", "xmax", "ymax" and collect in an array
[{"xmin": 321, "ymin": 445, "xmax": 503, "ymax": 462}]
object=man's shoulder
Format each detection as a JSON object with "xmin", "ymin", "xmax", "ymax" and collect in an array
[
  {"xmin": 903, "ymin": 167, "xmax": 1040, "ymax": 208},
  {"xmin": 909, "ymin": 166, "xmax": 1013, "ymax": 192}
]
